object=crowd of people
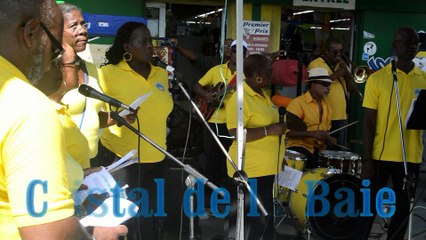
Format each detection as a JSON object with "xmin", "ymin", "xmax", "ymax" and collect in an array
[{"xmin": 0, "ymin": 1, "xmax": 425, "ymax": 239}]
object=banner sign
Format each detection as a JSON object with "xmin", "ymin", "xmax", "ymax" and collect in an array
[
  {"xmin": 293, "ymin": 0, "xmax": 356, "ymax": 10},
  {"xmin": 243, "ymin": 21, "xmax": 271, "ymax": 54}
]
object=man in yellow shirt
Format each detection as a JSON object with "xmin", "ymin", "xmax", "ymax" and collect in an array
[
  {"xmin": 286, "ymin": 67, "xmax": 336, "ymax": 169},
  {"xmin": 361, "ymin": 27, "xmax": 426, "ymax": 240},
  {"xmin": 193, "ymin": 40, "xmax": 247, "ymax": 190},
  {"xmin": 308, "ymin": 37, "xmax": 358, "ymax": 147},
  {"xmin": 0, "ymin": 0, "xmax": 91, "ymax": 239}
]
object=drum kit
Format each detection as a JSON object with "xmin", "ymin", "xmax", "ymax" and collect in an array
[{"xmin": 275, "ymin": 149, "xmax": 364, "ymax": 240}]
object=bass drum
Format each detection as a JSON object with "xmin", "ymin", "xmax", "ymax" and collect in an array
[{"xmin": 289, "ymin": 168, "xmax": 363, "ymax": 239}]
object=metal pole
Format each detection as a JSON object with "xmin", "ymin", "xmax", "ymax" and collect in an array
[{"xmin": 392, "ymin": 61, "xmax": 413, "ymax": 240}]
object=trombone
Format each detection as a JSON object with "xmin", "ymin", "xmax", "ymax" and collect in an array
[{"xmin": 341, "ymin": 53, "xmax": 370, "ymax": 84}]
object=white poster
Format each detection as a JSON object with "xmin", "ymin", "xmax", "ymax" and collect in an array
[
  {"xmin": 293, "ymin": 0, "xmax": 356, "ymax": 10},
  {"xmin": 242, "ymin": 21, "xmax": 271, "ymax": 54}
]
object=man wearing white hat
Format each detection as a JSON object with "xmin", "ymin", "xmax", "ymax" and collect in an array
[{"xmin": 286, "ymin": 67, "xmax": 337, "ymax": 168}]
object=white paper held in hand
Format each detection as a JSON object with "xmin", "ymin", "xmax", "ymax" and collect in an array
[
  {"xmin": 119, "ymin": 92, "xmax": 152, "ymax": 117},
  {"xmin": 80, "ymin": 197, "xmax": 139, "ymax": 227},
  {"xmin": 74, "ymin": 167, "xmax": 120, "ymax": 205},
  {"xmin": 105, "ymin": 149, "xmax": 137, "ymax": 173}
]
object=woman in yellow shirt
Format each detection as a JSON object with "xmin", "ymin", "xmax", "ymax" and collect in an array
[
  {"xmin": 98, "ymin": 22, "xmax": 173, "ymax": 240},
  {"xmin": 35, "ymin": 41, "xmax": 128, "ymax": 240},
  {"xmin": 226, "ymin": 54, "xmax": 286, "ymax": 239}
]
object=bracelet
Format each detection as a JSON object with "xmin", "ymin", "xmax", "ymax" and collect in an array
[
  {"xmin": 63, "ymin": 57, "xmax": 82, "ymax": 68},
  {"xmin": 263, "ymin": 127, "xmax": 268, "ymax": 136}
]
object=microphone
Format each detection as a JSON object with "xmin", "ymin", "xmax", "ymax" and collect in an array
[
  {"xmin": 151, "ymin": 56, "xmax": 175, "ymax": 73},
  {"xmin": 78, "ymin": 84, "xmax": 134, "ymax": 112},
  {"xmin": 278, "ymin": 107, "xmax": 286, "ymax": 123},
  {"xmin": 391, "ymin": 58, "xmax": 397, "ymax": 76}
]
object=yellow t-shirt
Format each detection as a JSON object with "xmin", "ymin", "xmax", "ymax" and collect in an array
[
  {"xmin": 198, "ymin": 62, "xmax": 237, "ymax": 123},
  {"xmin": 52, "ymin": 102, "xmax": 90, "ymax": 169},
  {"xmin": 0, "ymin": 56, "xmax": 74, "ymax": 239},
  {"xmin": 226, "ymin": 82, "xmax": 285, "ymax": 178},
  {"xmin": 286, "ymin": 91, "xmax": 332, "ymax": 153},
  {"xmin": 99, "ymin": 60, "xmax": 173, "ymax": 162},
  {"xmin": 62, "ymin": 61, "xmax": 106, "ymax": 159},
  {"xmin": 363, "ymin": 64, "xmax": 426, "ymax": 163},
  {"xmin": 308, "ymin": 57, "xmax": 347, "ymax": 120}
]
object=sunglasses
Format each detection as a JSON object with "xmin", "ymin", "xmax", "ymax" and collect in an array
[
  {"xmin": 40, "ymin": 22, "xmax": 64, "ymax": 68},
  {"xmin": 314, "ymin": 81, "xmax": 331, "ymax": 87}
]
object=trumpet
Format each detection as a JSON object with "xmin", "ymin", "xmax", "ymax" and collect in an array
[{"xmin": 341, "ymin": 54, "xmax": 370, "ymax": 84}]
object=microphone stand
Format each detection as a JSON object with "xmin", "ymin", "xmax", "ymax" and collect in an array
[
  {"xmin": 109, "ymin": 111, "xmax": 224, "ymax": 197},
  {"xmin": 391, "ymin": 61, "xmax": 414, "ymax": 240},
  {"xmin": 170, "ymin": 73, "xmax": 268, "ymax": 239}
]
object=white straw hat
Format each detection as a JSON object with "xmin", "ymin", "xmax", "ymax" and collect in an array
[{"xmin": 306, "ymin": 67, "xmax": 332, "ymax": 83}]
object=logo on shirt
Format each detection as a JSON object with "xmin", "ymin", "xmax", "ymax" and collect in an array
[{"xmin": 155, "ymin": 82, "xmax": 165, "ymax": 91}]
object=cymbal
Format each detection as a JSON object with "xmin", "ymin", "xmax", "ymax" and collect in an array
[{"xmin": 286, "ymin": 112, "xmax": 307, "ymax": 131}]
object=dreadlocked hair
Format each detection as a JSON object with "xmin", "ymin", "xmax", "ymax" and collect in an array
[{"xmin": 102, "ymin": 21, "xmax": 148, "ymax": 66}]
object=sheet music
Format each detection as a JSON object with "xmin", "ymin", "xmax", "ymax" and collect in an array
[
  {"xmin": 276, "ymin": 166, "xmax": 303, "ymax": 191},
  {"xmin": 74, "ymin": 167, "xmax": 120, "ymax": 205},
  {"xmin": 74, "ymin": 150, "xmax": 137, "ymax": 205},
  {"xmin": 119, "ymin": 92, "xmax": 152, "ymax": 117},
  {"xmin": 105, "ymin": 149, "xmax": 137, "ymax": 173},
  {"xmin": 80, "ymin": 197, "xmax": 139, "ymax": 227}
]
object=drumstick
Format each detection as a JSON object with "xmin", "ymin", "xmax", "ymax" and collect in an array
[
  {"xmin": 329, "ymin": 121, "xmax": 359, "ymax": 135},
  {"xmin": 334, "ymin": 144, "xmax": 351, "ymax": 151}
]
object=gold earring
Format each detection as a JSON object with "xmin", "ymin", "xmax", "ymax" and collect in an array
[
  {"xmin": 255, "ymin": 76, "xmax": 263, "ymax": 84},
  {"xmin": 123, "ymin": 52, "xmax": 132, "ymax": 62}
]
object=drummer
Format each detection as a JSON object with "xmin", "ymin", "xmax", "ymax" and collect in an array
[{"xmin": 286, "ymin": 67, "xmax": 337, "ymax": 169}]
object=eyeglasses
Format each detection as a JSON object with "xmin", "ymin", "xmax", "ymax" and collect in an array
[
  {"xmin": 40, "ymin": 22, "xmax": 64, "ymax": 69},
  {"xmin": 68, "ymin": 22, "xmax": 90, "ymax": 33}
]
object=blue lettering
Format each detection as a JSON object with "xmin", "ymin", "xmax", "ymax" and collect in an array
[
  {"xmin": 306, "ymin": 180, "xmax": 329, "ymax": 216},
  {"xmin": 376, "ymin": 188, "xmax": 395, "ymax": 218},
  {"xmin": 154, "ymin": 179, "xmax": 166, "ymax": 217},
  {"xmin": 128, "ymin": 187, "xmax": 152, "ymax": 217},
  {"xmin": 360, "ymin": 179, "xmax": 373, "ymax": 217},
  {"xmin": 334, "ymin": 187, "xmax": 358, "ymax": 217},
  {"xmin": 86, "ymin": 189, "xmax": 108, "ymax": 218},
  {"xmin": 183, "ymin": 179, "xmax": 205, "ymax": 218},
  {"xmin": 210, "ymin": 188, "xmax": 230, "ymax": 218},
  {"xmin": 247, "ymin": 179, "xmax": 259, "ymax": 217},
  {"xmin": 26, "ymin": 180, "xmax": 48, "ymax": 217},
  {"xmin": 112, "ymin": 184, "xmax": 125, "ymax": 217}
]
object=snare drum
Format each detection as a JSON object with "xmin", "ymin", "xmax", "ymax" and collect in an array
[
  {"xmin": 276, "ymin": 150, "xmax": 306, "ymax": 203},
  {"xmin": 319, "ymin": 150, "xmax": 362, "ymax": 175},
  {"xmin": 285, "ymin": 149, "xmax": 306, "ymax": 171},
  {"xmin": 289, "ymin": 169, "xmax": 363, "ymax": 239}
]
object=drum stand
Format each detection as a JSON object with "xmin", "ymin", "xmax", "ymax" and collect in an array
[
  {"xmin": 170, "ymin": 74, "xmax": 268, "ymax": 240},
  {"xmin": 392, "ymin": 62, "xmax": 415, "ymax": 240}
]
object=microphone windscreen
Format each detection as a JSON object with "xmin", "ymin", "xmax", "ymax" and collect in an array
[
  {"xmin": 78, "ymin": 84, "xmax": 91, "ymax": 96},
  {"xmin": 151, "ymin": 56, "xmax": 161, "ymax": 67}
]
